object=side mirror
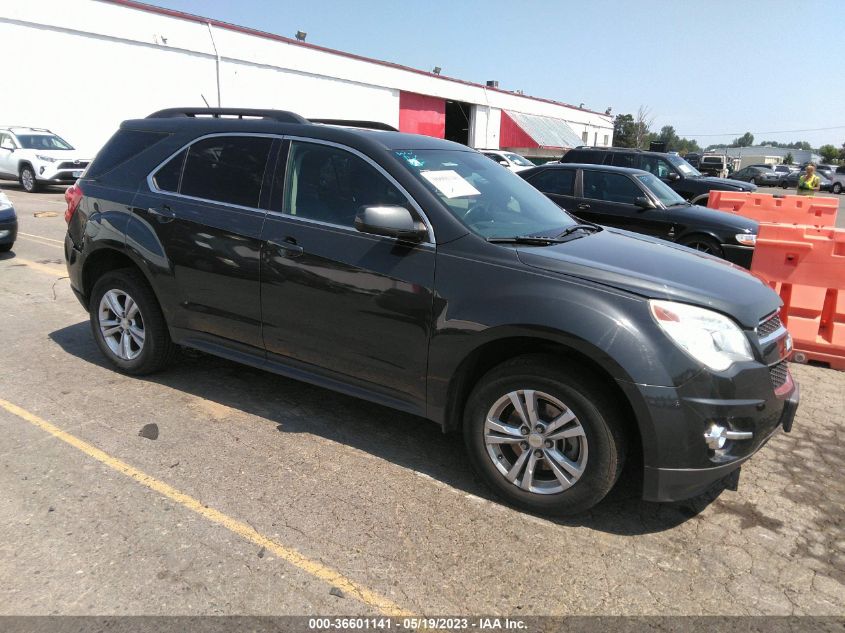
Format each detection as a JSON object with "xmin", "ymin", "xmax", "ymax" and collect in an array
[
  {"xmin": 498, "ymin": 160, "xmax": 509, "ymax": 167},
  {"xmin": 0, "ymin": 141, "xmax": 14, "ymax": 152},
  {"xmin": 354, "ymin": 205, "xmax": 427, "ymax": 242},
  {"xmin": 634, "ymin": 196, "xmax": 656, "ymax": 210},
  {"xmin": 667, "ymin": 172, "xmax": 680, "ymax": 181}
]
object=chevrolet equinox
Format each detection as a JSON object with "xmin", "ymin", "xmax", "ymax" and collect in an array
[{"xmin": 64, "ymin": 108, "xmax": 799, "ymax": 515}]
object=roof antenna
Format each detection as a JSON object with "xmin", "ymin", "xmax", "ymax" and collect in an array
[{"xmin": 200, "ymin": 94, "xmax": 210, "ymax": 107}]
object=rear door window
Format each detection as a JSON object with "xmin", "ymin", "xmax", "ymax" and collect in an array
[
  {"xmin": 582, "ymin": 171, "xmax": 642, "ymax": 204},
  {"xmin": 526, "ymin": 169, "xmax": 575, "ymax": 196},
  {"xmin": 611, "ymin": 152, "xmax": 636, "ymax": 168},
  {"xmin": 179, "ymin": 136, "xmax": 273, "ymax": 208}
]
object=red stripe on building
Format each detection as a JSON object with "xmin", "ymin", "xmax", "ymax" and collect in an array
[
  {"xmin": 499, "ymin": 111, "xmax": 539, "ymax": 148},
  {"xmin": 398, "ymin": 92, "xmax": 445, "ymax": 138}
]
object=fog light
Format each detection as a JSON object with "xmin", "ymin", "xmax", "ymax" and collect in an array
[
  {"xmin": 704, "ymin": 422, "xmax": 754, "ymax": 449},
  {"xmin": 0, "ymin": 230, "xmax": 9, "ymax": 239},
  {"xmin": 704, "ymin": 423, "xmax": 727, "ymax": 450}
]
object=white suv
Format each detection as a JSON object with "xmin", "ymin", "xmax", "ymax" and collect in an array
[
  {"xmin": 481, "ymin": 150, "xmax": 536, "ymax": 173},
  {"xmin": 0, "ymin": 127, "xmax": 92, "ymax": 192}
]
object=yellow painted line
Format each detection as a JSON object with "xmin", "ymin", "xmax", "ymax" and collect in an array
[
  {"xmin": 1, "ymin": 257, "xmax": 65, "ymax": 277},
  {"xmin": 0, "ymin": 398, "xmax": 409, "ymax": 617},
  {"xmin": 18, "ymin": 232, "xmax": 65, "ymax": 246}
]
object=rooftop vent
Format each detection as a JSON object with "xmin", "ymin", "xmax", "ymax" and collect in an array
[{"xmin": 486, "ymin": 80, "xmax": 499, "ymax": 88}]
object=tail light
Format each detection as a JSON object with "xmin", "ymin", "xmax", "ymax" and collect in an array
[{"xmin": 65, "ymin": 182, "xmax": 83, "ymax": 224}]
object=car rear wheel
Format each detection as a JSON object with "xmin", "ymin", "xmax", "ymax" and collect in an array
[
  {"xmin": 463, "ymin": 355, "xmax": 626, "ymax": 516},
  {"xmin": 680, "ymin": 235, "xmax": 724, "ymax": 258},
  {"xmin": 89, "ymin": 269, "xmax": 175, "ymax": 375},
  {"xmin": 19, "ymin": 165, "xmax": 39, "ymax": 193},
  {"xmin": 833, "ymin": 183, "xmax": 843, "ymax": 195}
]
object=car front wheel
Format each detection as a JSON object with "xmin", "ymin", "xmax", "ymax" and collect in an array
[
  {"xmin": 89, "ymin": 269, "xmax": 175, "ymax": 375},
  {"xmin": 833, "ymin": 183, "xmax": 842, "ymax": 195},
  {"xmin": 463, "ymin": 356, "xmax": 626, "ymax": 516},
  {"xmin": 19, "ymin": 165, "xmax": 39, "ymax": 193}
]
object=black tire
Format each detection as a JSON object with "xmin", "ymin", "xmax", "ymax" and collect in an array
[
  {"xmin": 750, "ymin": 177, "xmax": 758, "ymax": 186},
  {"xmin": 19, "ymin": 165, "xmax": 39, "ymax": 193},
  {"xmin": 89, "ymin": 268, "xmax": 175, "ymax": 375},
  {"xmin": 680, "ymin": 235, "xmax": 724, "ymax": 259},
  {"xmin": 781, "ymin": 181, "xmax": 789, "ymax": 189},
  {"xmin": 463, "ymin": 355, "xmax": 627, "ymax": 516},
  {"xmin": 833, "ymin": 183, "xmax": 842, "ymax": 195}
]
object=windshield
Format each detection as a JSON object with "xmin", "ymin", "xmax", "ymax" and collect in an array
[
  {"xmin": 394, "ymin": 149, "xmax": 576, "ymax": 239},
  {"xmin": 16, "ymin": 134, "xmax": 73, "ymax": 150},
  {"xmin": 667, "ymin": 154, "xmax": 701, "ymax": 177},
  {"xmin": 503, "ymin": 152, "xmax": 534, "ymax": 167},
  {"xmin": 636, "ymin": 173, "xmax": 687, "ymax": 207}
]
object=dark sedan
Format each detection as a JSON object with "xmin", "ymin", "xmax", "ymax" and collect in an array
[
  {"xmin": 730, "ymin": 166, "xmax": 780, "ymax": 187},
  {"xmin": 521, "ymin": 163, "xmax": 758, "ymax": 267},
  {"xmin": 779, "ymin": 170, "xmax": 833, "ymax": 192}
]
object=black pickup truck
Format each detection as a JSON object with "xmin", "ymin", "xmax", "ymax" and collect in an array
[{"xmin": 561, "ymin": 147, "xmax": 755, "ymax": 206}]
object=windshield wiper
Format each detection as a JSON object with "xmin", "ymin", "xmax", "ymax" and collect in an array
[
  {"xmin": 556, "ymin": 223, "xmax": 602, "ymax": 238},
  {"xmin": 487, "ymin": 235, "xmax": 569, "ymax": 245}
]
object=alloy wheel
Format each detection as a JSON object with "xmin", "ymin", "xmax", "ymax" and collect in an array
[
  {"xmin": 21, "ymin": 169, "xmax": 34, "ymax": 192},
  {"xmin": 98, "ymin": 289, "xmax": 145, "ymax": 360},
  {"xmin": 483, "ymin": 389, "xmax": 588, "ymax": 494}
]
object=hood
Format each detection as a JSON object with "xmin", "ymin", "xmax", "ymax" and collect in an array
[
  {"xmin": 669, "ymin": 204, "xmax": 758, "ymax": 232},
  {"xmin": 696, "ymin": 176, "xmax": 756, "ymax": 191},
  {"xmin": 516, "ymin": 228, "xmax": 779, "ymax": 328}
]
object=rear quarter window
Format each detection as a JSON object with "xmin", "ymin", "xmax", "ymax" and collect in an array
[{"xmin": 86, "ymin": 130, "xmax": 170, "ymax": 179}]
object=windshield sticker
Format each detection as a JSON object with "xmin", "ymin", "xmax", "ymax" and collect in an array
[
  {"xmin": 396, "ymin": 151, "xmax": 425, "ymax": 167},
  {"xmin": 420, "ymin": 170, "xmax": 481, "ymax": 198}
]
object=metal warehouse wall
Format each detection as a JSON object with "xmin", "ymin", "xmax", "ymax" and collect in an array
[{"xmin": 1, "ymin": 0, "xmax": 613, "ymax": 155}]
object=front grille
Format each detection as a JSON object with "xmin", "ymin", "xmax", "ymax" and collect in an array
[
  {"xmin": 57, "ymin": 161, "xmax": 89, "ymax": 170},
  {"xmin": 758, "ymin": 313, "xmax": 783, "ymax": 339},
  {"xmin": 769, "ymin": 360, "xmax": 789, "ymax": 389}
]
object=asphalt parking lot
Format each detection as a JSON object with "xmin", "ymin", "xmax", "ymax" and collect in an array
[{"xmin": 1, "ymin": 184, "xmax": 844, "ymax": 617}]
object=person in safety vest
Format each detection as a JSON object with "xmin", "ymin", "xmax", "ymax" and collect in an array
[{"xmin": 797, "ymin": 163, "xmax": 821, "ymax": 196}]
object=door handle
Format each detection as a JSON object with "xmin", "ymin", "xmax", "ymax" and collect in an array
[
  {"xmin": 269, "ymin": 237, "xmax": 304, "ymax": 258},
  {"xmin": 147, "ymin": 205, "xmax": 176, "ymax": 223},
  {"xmin": 577, "ymin": 203, "xmax": 591, "ymax": 211}
]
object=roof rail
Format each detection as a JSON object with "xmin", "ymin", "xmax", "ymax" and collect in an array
[
  {"xmin": 1, "ymin": 126, "xmax": 52, "ymax": 132},
  {"xmin": 309, "ymin": 119, "xmax": 398, "ymax": 132},
  {"xmin": 146, "ymin": 108, "xmax": 309, "ymax": 124}
]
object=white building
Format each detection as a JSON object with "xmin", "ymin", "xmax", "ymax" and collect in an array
[{"xmin": 1, "ymin": 0, "xmax": 614, "ymax": 157}]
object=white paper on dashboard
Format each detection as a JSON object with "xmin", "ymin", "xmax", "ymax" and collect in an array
[{"xmin": 420, "ymin": 170, "xmax": 481, "ymax": 198}]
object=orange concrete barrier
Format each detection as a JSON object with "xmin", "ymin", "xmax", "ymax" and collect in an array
[
  {"xmin": 707, "ymin": 191, "xmax": 838, "ymax": 227},
  {"xmin": 750, "ymin": 223, "xmax": 845, "ymax": 370}
]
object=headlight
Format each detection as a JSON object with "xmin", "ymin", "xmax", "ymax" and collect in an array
[
  {"xmin": 650, "ymin": 300, "xmax": 753, "ymax": 371},
  {"xmin": 0, "ymin": 191, "xmax": 11, "ymax": 211},
  {"xmin": 735, "ymin": 233, "xmax": 756, "ymax": 246},
  {"xmin": 35, "ymin": 154, "xmax": 58, "ymax": 163}
]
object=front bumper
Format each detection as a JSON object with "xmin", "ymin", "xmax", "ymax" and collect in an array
[
  {"xmin": 36, "ymin": 162, "xmax": 89, "ymax": 184},
  {"xmin": 618, "ymin": 357, "xmax": 799, "ymax": 503},
  {"xmin": 722, "ymin": 244, "xmax": 754, "ymax": 269},
  {"xmin": 643, "ymin": 380, "xmax": 798, "ymax": 501},
  {"xmin": 0, "ymin": 216, "xmax": 18, "ymax": 245}
]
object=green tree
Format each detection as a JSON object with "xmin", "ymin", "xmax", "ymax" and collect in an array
[
  {"xmin": 819, "ymin": 144, "xmax": 838, "ymax": 164},
  {"xmin": 731, "ymin": 132, "xmax": 755, "ymax": 147},
  {"xmin": 784, "ymin": 152, "xmax": 794, "ymax": 165},
  {"xmin": 839, "ymin": 142, "xmax": 845, "ymax": 161},
  {"xmin": 612, "ymin": 114, "xmax": 636, "ymax": 148}
]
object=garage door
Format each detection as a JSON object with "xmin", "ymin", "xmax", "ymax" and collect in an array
[{"xmin": 399, "ymin": 92, "xmax": 445, "ymax": 138}]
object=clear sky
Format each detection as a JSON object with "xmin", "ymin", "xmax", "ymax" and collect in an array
[{"xmin": 146, "ymin": 0, "xmax": 844, "ymax": 149}]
